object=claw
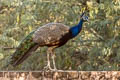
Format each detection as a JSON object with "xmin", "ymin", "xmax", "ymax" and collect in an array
[
  {"xmin": 43, "ymin": 65, "xmax": 57, "ymax": 71},
  {"xmin": 43, "ymin": 65, "xmax": 52, "ymax": 71}
]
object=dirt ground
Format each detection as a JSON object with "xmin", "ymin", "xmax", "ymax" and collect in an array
[{"xmin": 0, "ymin": 71, "xmax": 120, "ymax": 80}]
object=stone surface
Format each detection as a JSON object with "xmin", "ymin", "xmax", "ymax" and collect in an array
[{"xmin": 0, "ymin": 71, "xmax": 120, "ymax": 80}]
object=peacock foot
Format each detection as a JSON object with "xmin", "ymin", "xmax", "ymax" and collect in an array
[
  {"xmin": 44, "ymin": 65, "xmax": 52, "ymax": 70},
  {"xmin": 43, "ymin": 65, "xmax": 57, "ymax": 71}
]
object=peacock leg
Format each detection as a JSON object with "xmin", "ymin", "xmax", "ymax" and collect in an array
[
  {"xmin": 52, "ymin": 51, "xmax": 57, "ymax": 70},
  {"xmin": 44, "ymin": 48, "xmax": 52, "ymax": 70},
  {"xmin": 44, "ymin": 47, "xmax": 57, "ymax": 71}
]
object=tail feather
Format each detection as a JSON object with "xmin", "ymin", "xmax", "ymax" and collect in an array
[
  {"xmin": 10, "ymin": 31, "xmax": 39, "ymax": 67},
  {"xmin": 12, "ymin": 44, "xmax": 39, "ymax": 67}
]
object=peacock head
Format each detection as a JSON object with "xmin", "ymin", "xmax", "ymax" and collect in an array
[{"xmin": 81, "ymin": 12, "xmax": 88, "ymax": 22}]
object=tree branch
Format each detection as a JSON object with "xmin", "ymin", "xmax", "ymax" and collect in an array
[{"xmin": 1, "ymin": 47, "xmax": 16, "ymax": 50}]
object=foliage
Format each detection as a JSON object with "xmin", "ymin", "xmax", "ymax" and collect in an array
[{"xmin": 0, "ymin": 0, "xmax": 120, "ymax": 70}]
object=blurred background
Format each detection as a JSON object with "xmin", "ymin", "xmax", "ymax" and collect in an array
[{"xmin": 0, "ymin": 0, "xmax": 120, "ymax": 71}]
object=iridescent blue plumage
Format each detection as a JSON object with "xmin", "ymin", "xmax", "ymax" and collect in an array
[
  {"xmin": 70, "ymin": 19, "xmax": 84, "ymax": 37},
  {"xmin": 70, "ymin": 13, "xmax": 88, "ymax": 37}
]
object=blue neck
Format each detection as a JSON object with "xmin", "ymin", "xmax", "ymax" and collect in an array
[{"xmin": 70, "ymin": 19, "xmax": 84, "ymax": 37}]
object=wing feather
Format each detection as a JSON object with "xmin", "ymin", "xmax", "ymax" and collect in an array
[{"xmin": 33, "ymin": 23, "xmax": 70, "ymax": 45}]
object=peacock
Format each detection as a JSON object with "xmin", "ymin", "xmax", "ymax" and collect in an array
[{"xmin": 8, "ymin": 13, "xmax": 88, "ymax": 70}]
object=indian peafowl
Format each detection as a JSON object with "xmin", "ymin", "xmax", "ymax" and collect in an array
[{"xmin": 9, "ymin": 13, "xmax": 88, "ymax": 70}]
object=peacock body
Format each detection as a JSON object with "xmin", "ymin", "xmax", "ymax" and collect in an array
[
  {"xmin": 33, "ymin": 23, "xmax": 72, "ymax": 47},
  {"xmin": 8, "ymin": 13, "xmax": 88, "ymax": 70}
]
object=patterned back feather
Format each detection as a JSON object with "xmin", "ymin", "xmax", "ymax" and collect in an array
[{"xmin": 33, "ymin": 23, "xmax": 71, "ymax": 46}]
